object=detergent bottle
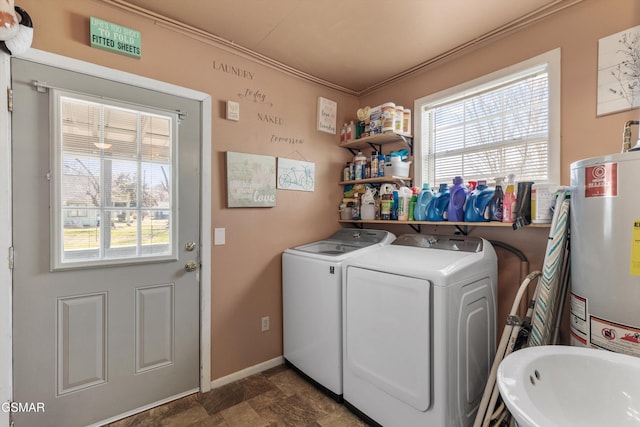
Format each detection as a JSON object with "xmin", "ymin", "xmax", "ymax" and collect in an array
[
  {"xmin": 408, "ymin": 187, "xmax": 418, "ymax": 221},
  {"xmin": 391, "ymin": 190, "xmax": 399, "ymax": 220},
  {"xmin": 447, "ymin": 176, "xmax": 468, "ymax": 222},
  {"xmin": 464, "ymin": 179, "xmax": 494, "ymax": 222},
  {"xmin": 413, "ymin": 183, "xmax": 434, "ymax": 221},
  {"xmin": 426, "ymin": 183, "xmax": 450, "ymax": 221},
  {"xmin": 489, "ymin": 177, "xmax": 505, "ymax": 221},
  {"xmin": 502, "ymin": 173, "xmax": 517, "ymax": 223},
  {"xmin": 397, "ymin": 186, "xmax": 413, "ymax": 221}
]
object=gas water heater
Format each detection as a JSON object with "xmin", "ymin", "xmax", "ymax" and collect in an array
[{"xmin": 570, "ymin": 121, "xmax": 640, "ymax": 356}]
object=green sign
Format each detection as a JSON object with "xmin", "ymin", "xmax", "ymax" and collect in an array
[{"xmin": 90, "ymin": 17, "xmax": 141, "ymax": 58}]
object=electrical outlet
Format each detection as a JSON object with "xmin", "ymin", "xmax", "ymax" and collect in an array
[{"xmin": 261, "ymin": 316, "xmax": 270, "ymax": 332}]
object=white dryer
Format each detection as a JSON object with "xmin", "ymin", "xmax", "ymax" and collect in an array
[
  {"xmin": 342, "ymin": 234, "xmax": 497, "ymax": 427},
  {"xmin": 282, "ymin": 228, "xmax": 396, "ymax": 400}
]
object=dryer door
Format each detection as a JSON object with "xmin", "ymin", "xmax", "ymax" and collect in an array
[{"xmin": 344, "ymin": 267, "xmax": 431, "ymax": 411}]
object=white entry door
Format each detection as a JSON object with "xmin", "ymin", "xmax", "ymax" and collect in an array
[{"xmin": 11, "ymin": 58, "xmax": 201, "ymax": 427}]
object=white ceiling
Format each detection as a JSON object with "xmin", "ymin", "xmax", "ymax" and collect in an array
[{"xmin": 104, "ymin": 0, "xmax": 582, "ymax": 94}]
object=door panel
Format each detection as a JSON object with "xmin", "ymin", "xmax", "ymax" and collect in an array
[
  {"xmin": 11, "ymin": 58, "xmax": 201, "ymax": 427},
  {"xmin": 57, "ymin": 292, "xmax": 107, "ymax": 395}
]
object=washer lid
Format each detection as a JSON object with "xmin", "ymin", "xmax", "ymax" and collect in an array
[
  {"xmin": 392, "ymin": 234, "xmax": 483, "ymax": 252},
  {"xmin": 326, "ymin": 228, "xmax": 395, "ymax": 245},
  {"xmin": 288, "ymin": 229, "xmax": 395, "ymax": 257},
  {"xmin": 292, "ymin": 241, "xmax": 365, "ymax": 255}
]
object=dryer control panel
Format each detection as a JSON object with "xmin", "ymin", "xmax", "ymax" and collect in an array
[{"xmin": 391, "ymin": 234, "xmax": 483, "ymax": 252}]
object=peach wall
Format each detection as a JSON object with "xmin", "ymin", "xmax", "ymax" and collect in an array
[
  {"xmin": 360, "ymin": 0, "xmax": 640, "ymax": 177},
  {"xmin": 12, "ymin": 0, "xmax": 640, "ymax": 382},
  {"xmin": 17, "ymin": 0, "xmax": 356, "ymax": 380},
  {"xmin": 357, "ymin": 0, "xmax": 640, "ymax": 341}
]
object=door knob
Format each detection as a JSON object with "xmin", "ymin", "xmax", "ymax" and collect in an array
[{"xmin": 185, "ymin": 261, "xmax": 197, "ymax": 272}]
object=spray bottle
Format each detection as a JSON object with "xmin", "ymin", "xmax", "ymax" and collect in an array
[{"xmin": 501, "ymin": 174, "xmax": 516, "ymax": 223}]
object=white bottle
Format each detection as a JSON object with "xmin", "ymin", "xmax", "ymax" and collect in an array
[
  {"xmin": 340, "ymin": 123, "xmax": 347, "ymax": 143},
  {"xmin": 354, "ymin": 151, "xmax": 367, "ymax": 180},
  {"xmin": 394, "ymin": 106, "xmax": 404, "ymax": 133},
  {"xmin": 403, "ymin": 108, "xmax": 412, "ymax": 135},
  {"xmin": 347, "ymin": 121, "xmax": 355, "ymax": 141}
]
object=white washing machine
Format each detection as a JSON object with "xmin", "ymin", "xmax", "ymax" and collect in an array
[
  {"xmin": 342, "ymin": 234, "xmax": 497, "ymax": 427},
  {"xmin": 282, "ymin": 228, "xmax": 396, "ymax": 400}
]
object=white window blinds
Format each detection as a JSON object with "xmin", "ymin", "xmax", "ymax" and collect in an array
[
  {"xmin": 418, "ymin": 61, "xmax": 554, "ymax": 187},
  {"xmin": 52, "ymin": 90, "xmax": 177, "ymax": 268}
]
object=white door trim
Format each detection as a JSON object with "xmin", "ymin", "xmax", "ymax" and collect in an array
[
  {"xmin": 0, "ymin": 49, "xmax": 212, "ymax": 427},
  {"xmin": 0, "ymin": 52, "xmax": 13, "ymax": 427}
]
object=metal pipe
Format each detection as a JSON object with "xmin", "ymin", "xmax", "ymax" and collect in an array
[{"xmin": 622, "ymin": 120, "xmax": 640, "ymax": 152}]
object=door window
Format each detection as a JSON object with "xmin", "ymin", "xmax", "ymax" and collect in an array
[{"xmin": 51, "ymin": 90, "xmax": 177, "ymax": 269}]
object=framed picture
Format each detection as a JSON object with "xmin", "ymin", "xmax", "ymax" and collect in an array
[
  {"xmin": 597, "ymin": 25, "xmax": 640, "ymax": 116},
  {"xmin": 226, "ymin": 151, "xmax": 276, "ymax": 207},
  {"xmin": 277, "ymin": 158, "xmax": 315, "ymax": 192},
  {"xmin": 317, "ymin": 96, "xmax": 337, "ymax": 134}
]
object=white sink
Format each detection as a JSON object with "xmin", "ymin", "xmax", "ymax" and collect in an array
[{"xmin": 497, "ymin": 345, "xmax": 640, "ymax": 427}]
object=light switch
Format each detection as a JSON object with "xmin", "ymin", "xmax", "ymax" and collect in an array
[
  {"xmin": 226, "ymin": 101, "xmax": 239, "ymax": 121},
  {"xmin": 214, "ymin": 227, "xmax": 226, "ymax": 245}
]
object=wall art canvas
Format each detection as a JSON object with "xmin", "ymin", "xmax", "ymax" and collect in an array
[
  {"xmin": 277, "ymin": 158, "xmax": 315, "ymax": 192},
  {"xmin": 226, "ymin": 151, "xmax": 276, "ymax": 207},
  {"xmin": 597, "ymin": 25, "xmax": 640, "ymax": 116},
  {"xmin": 317, "ymin": 97, "xmax": 337, "ymax": 134}
]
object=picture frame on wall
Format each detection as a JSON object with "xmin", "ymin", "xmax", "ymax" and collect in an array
[
  {"xmin": 317, "ymin": 96, "xmax": 337, "ymax": 134},
  {"xmin": 226, "ymin": 151, "xmax": 277, "ymax": 207},
  {"xmin": 277, "ymin": 157, "xmax": 315, "ymax": 192},
  {"xmin": 597, "ymin": 25, "xmax": 640, "ymax": 116}
]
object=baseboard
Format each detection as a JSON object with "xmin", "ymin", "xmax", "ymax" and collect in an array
[
  {"xmin": 92, "ymin": 388, "xmax": 199, "ymax": 426},
  {"xmin": 210, "ymin": 356, "xmax": 284, "ymax": 389}
]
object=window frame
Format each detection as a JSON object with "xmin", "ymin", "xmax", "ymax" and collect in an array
[
  {"xmin": 50, "ymin": 89, "xmax": 179, "ymax": 271},
  {"xmin": 413, "ymin": 48, "xmax": 561, "ymax": 188}
]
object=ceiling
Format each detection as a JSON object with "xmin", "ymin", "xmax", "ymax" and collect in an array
[{"xmin": 103, "ymin": 0, "xmax": 582, "ymax": 95}]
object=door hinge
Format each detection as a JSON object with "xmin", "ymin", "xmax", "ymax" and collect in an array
[
  {"xmin": 7, "ymin": 87, "xmax": 12, "ymax": 112},
  {"xmin": 8, "ymin": 246, "xmax": 14, "ymax": 269}
]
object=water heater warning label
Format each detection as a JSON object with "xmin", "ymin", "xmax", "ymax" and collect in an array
[
  {"xmin": 584, "ymin": 162, "xmax": 617, "ymax": 197},
  {"xmin": 590, "ymin": 316, "xmax": 640, "ymax": 357},
  {"xmin": 631, "ymin": 220, "xmax": 640, "ymax": 276},
  {"xmin": 570, "ymin": 293, "xmax": 588, "ymax": 344}
]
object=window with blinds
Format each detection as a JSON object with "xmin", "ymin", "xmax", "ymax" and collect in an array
[
  {"xmin": 415, "ymin": 50, "xmax": 560, "ymax": 188},
  {"xmin": 51, "ymin": 90, "xmax": 178, "ymax": 268}
]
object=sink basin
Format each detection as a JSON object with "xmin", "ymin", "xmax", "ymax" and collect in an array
[{"xmin": 497, "ymin": 345, "xmax": 640, "ymax": 427}]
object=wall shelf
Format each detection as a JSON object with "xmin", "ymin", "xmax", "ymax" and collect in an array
[
  {"xmin": 339, "ymin": 219, "xmax": 551, "ymax": 234},
  {"xmin": 339, "ymin": 131, "xmax": 413, "ymax": 154},
  {"xmin": 339, "ymin": 176, "xmax": 412, "ymax": 185}
]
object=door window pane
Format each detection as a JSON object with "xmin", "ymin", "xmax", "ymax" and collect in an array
[{"xmin": 53, "ymin": 92, "xmax": 177, "ymax": 269}]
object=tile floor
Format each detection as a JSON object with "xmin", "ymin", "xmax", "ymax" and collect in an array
[{"xmin": 107, "ymin": 364, "xmax": 369, "ymax": 426}]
